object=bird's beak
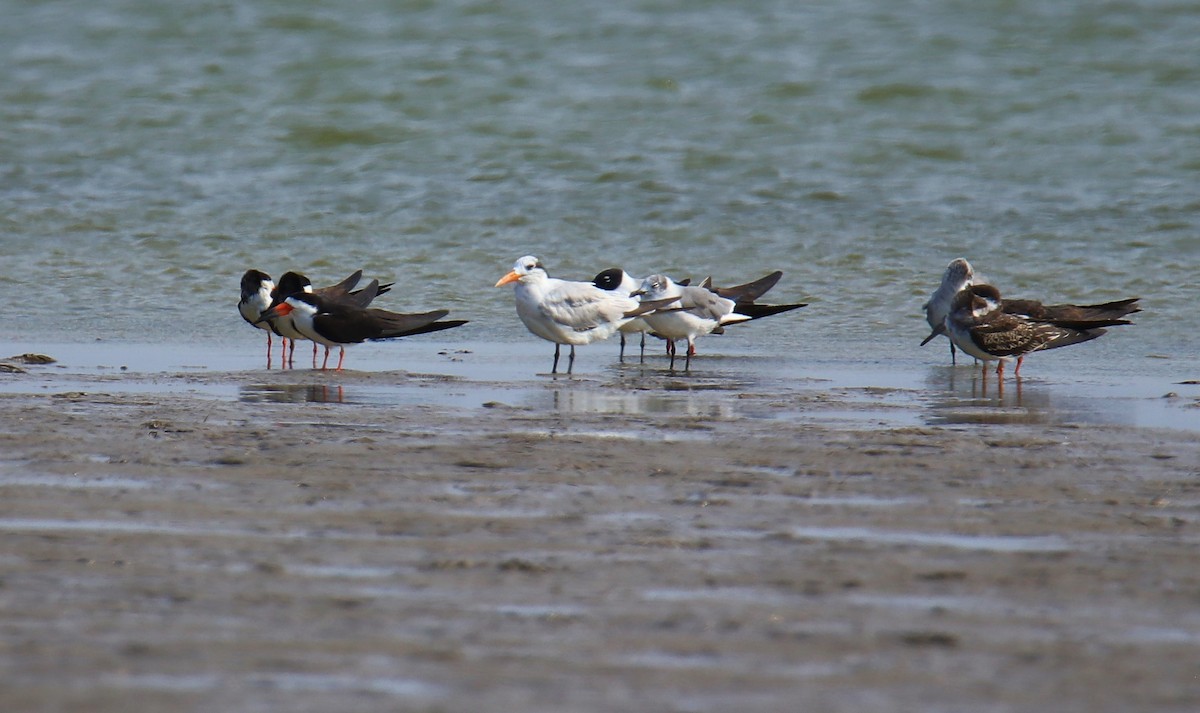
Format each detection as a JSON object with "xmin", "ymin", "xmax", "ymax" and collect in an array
[
  {"xmin": 254, "ymin": 302, "xmax": 292, "ymax": 324},
  {"xmin": 919, "ymin": 323, "xmax": 946, "ymax": 346},
  {"xmin": 494, "ymin": 271, "xmax": 520, "ymax": 287},
  {"xmin": 630, "ymin": 289, "xmax": 645, "ymax": 297}
]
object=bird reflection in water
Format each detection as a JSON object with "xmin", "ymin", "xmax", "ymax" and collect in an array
[
  {"xmin": 239, "ymin": 384, "xmax": 345, "ymax": 404},
  {"xmin": 548, "ymin": 383, "xmax": 736, "ymax": 419},
  {"xmin": 925, "ymin": 365, "xmax": 1055, "ymax": 426}
]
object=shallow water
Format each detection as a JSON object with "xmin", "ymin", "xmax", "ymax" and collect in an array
[
  {"xmin": 2, "ymin": 339, "xmax": 1197, "ymax": 431},
  {"xmin": 1, "ymin": 0, "xmax": 1198, "ymax": 381}
]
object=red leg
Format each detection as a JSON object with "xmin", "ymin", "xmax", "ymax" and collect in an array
[
  {"xmin": 335, "ymin": 347, "xmax": 346, "ymax": 371},
  {"xmin": 995, "ymin": 359, "xmax": 1005, "ymax": 377},
  {"xmin": 1014, "ymin": 356, "xmax": 1024, "ymax": 376}
]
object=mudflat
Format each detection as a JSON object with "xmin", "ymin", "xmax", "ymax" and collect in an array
[{"xmin": 0, "ymin": 365, "xmax": 1197, "ymax": 712}]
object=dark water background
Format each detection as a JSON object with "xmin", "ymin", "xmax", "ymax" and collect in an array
[{"xmin": 2, "ymin": 0, "xmax": 1198, "ymax": 380}]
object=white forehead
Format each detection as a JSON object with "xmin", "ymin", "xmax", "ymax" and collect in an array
[
  {"xmin": 620, "ymin": 271, "xmax": 640, "ymax": 292},
  {"xmin": 639, "ymin": 274, "xmax": 667, "ymax": 291},
  {"xmin": 945, "ymin": 258, "xmax": 974, "ymax": 280},
  {"xmin": 513, "ymin": 255, "xmax": 541, "ymax": 272}
]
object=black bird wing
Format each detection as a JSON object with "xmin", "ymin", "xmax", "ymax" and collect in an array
[
  {"xmin": 375, "ymin": 318, "xmax": 469, "ymax": 340},
  {"xmin": 310, "ymin": 302, "xmax": 385, "ymax": 344},
  {"xmin": 346, "ymin": 280, "xmax": 381, "ymax": 308},
  {"xmin": 705, "ymin": 271, "xmax": 784, "ymax": 302},
  {"xmin": 368, "ymin": 309, "xmax": 468, "ymax": 340},
  {"xmin": 732, "ymin": 301, "xmax": 807, "ymax": 320},
  {"xmin": 1003, "ymin": 297, "xmax": 1141, "ymax": 323},
  {"xmin": 314, "ymin": 270, "xmax": 364, "ymax": 299},
  {"xmin": 919, "ymin": 323, "xmax": 946, "ymax": 346}
]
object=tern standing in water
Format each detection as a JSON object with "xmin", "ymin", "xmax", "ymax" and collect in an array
[{"xmin": 495, "ymin": 256, "xmax": 661, "ymax": 374}]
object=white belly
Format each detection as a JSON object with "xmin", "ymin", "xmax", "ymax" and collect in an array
[{"xmin": 642, "ymin": 310, "xmax": 716, "ymax": 341}]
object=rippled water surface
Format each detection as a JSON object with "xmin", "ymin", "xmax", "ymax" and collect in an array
[{"xmin": 2, "ymin": 0, "xmax": 1198, "ymax": 379}]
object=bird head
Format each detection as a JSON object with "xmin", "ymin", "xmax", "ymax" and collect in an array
[{"xmin": 494, "ymin": 255, "xmax": 546, "ymax": 287}]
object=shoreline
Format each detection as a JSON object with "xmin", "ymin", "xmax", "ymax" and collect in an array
[{"xmin": 1, "ymin": 338, "xmax": 1197, "ymax": 433}]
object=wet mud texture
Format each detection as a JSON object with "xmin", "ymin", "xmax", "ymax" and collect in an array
[{"xmin": 0, "ymin": 372, "xmax": 1198, "ymax": 713}]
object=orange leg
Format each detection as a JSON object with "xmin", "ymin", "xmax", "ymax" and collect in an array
[
  {"xmin": 1014, "ymin": 356, "xmax": 1024, "ymax": 376},
  {"xmin": 335, "ymin": 347, "xmax": 346, "ymax": 372}
]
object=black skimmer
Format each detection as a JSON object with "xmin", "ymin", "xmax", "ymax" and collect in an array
[
  {"xmin": 239, "ymin": 269, "xmax": 280, "ymax": 364},
  {"xmin": 255, "ymin": 292, "xmax": 467, "ymax": 371},
  {"xmin": 274, "ymin": 269, "xmax": 394, "ymax": 305},
  {"xmin": 922, "ymin": 257, "xmax": 1140, "ymax": 365},
  {"xmin": 266, "ymin": 270, "xmax": 394, "ymax": 368},
  {"xmin": 921, "ymin": 258, "xmax": 974, "ymax": 364},
  {"xmin": 631, "ymin": 274, "xmax": 752, "ymax": 371},
  {"xmin": 495, "ymin": 256, "xmax": 664, "ymax": 374},
  {"xmin": 945, "ymin": 284, "xmax": 1136, "ymax": 376},
  {"xmin": 695, "ymin": 270, "xmax": 808, "ymax": 333}
]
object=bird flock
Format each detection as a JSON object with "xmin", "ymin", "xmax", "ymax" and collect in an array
[
  {"xmin": 239, "ymin": 256, "xmax": 1140, "ymax": 376},
  {"xmin": 921, "ymin": 258, "xmax": 1140, "ymax": 376},
  {"xmin": 238, "ymin": 268, "xmax": 466, "ymax": 371}
]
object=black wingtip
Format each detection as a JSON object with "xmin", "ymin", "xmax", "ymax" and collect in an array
[
  {"xmin": 732, "ymin": 302, "xmax": 807, "ymax": 320},
  {"xmin": 375, "ymin": 319, "xmax": 469, "ymax": 340}
]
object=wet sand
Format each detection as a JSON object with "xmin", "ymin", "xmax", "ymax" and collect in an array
[{"xmin": 1, "ymin": 354, "xmax": 1199, "ymax": 712}]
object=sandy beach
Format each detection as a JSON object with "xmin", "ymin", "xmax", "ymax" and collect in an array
[
  {"xmin": 6, "ymin": 0, "xmax": 1200, "ymax": 709},
  {"xmin": 1, "ymin": 349, "xmax": 1198, "ymax": 713}
]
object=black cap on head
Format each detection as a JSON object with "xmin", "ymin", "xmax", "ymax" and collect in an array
[
  {"xmin": 593, "ymin": 268, "xmax": 623, "ymax": 290},
  {"xmin": 275, "ymin": 271, "xmax": 312, "ymax": 299},
  {"xmin": 241, "ymin": 269, "xmax": 271, "ymax": 297}
]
